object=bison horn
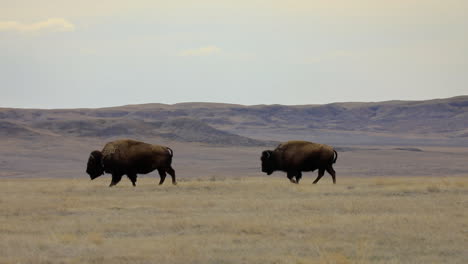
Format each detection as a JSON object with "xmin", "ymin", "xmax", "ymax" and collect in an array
[
  {"xmin": 89, "ymin": 154, "xmax": 95, "ymax": 160},
  {"xmin": 263, "ymin": 151, "xmax": 271, "ymax": 159}
]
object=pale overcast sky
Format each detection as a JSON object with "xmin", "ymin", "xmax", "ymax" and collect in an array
[{"xmin": 1, "ymin": 0, "xmax": 467, "ymax": 108}]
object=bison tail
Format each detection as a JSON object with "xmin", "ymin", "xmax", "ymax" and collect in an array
[
  {"xmin": 166, "ymin": 147, "xmax": 174, "ymax": 157},
  {"xmin": 333, "ymin": 150, "xmax": 338, "ymax": 163}
]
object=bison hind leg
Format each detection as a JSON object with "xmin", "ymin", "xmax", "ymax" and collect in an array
[
  {"xmin": 158, "ymin": 169, "xmax": 167, "ymax": 185},
  {"xmin": 326, "ymin": 165, "xmax": 336, "ymax": 184},
  {"xmin": 166, "ymin": 166, "xmax": 177, "ymax": 185},
  {"xmin": 313, "ymin": 169, "xmax": 325, "ymax": 184}
]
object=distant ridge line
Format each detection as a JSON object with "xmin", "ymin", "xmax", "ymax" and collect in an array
[
  {"xmin": 1, "ymin": 95, "xmax": 467, "ymax": 111},
  {"xmin": 1, "ymin": 95, "xmax": 468, "ymax": 146}
]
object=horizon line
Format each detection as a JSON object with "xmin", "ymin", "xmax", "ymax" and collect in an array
[{"xmin": 1, "ymin": 95, "xmax": 467, "ymax": 111}]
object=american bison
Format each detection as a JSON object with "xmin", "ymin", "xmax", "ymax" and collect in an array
[
  {"xmin": 86, "ymin": 139, "xmax": 176, "ymax": 187},
  {"xmin": 261, "ymin": 140, "xmax": 338, "ymax": 184}
]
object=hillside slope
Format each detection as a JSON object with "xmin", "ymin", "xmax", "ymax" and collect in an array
[{"xmin": 1, "ymin": 96, "xmax": 467, "ymax": 146}]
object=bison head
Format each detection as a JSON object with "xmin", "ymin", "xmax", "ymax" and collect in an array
[
  {"xmin": 86, "ymin": 150, "xmax": 104, "ymax": 180},
  {"xmin": 260, "ymin": 150, "xmax": 275, "ymax": 175}
]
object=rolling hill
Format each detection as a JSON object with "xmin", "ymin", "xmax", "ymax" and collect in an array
[
  {"xmin": 1, "ymin": 96, "xmax": 467, "ymax": 146},
  {"xmin": 1, "ymin": 96, "xmax": 468, "ymax": 178}
]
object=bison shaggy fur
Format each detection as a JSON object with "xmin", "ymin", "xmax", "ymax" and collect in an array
[
  {"xmin": 86, "ymin": 139, "xmax": 176, "ymax": 187},
  {"xmin": 261, "ymin": 140, "xmax": 338, "ymax": 184}
]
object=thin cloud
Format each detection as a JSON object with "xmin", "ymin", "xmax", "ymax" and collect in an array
[
  {"xmin": 0, "ymin": 18, "xmax": 75, "ymax": 33},
  {"xmin": 178, "ymin": 45, "xmax": 221, "ymax": 57}
]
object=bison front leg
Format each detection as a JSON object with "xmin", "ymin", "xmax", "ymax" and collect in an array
[
  {"xmin": 127, "ymin": 173, "xmax": 137, "ymax": 187},
  {"xmin": 295, "ymin": 172, "xmax": 302, "ymax": 184},
  {"xmin": 287, "ymin": 171, "xmax": 297, "ymax": 184},
  {"xmin": 157, "ymin": 169, "xmax": 167, "ymax": 185},
  {"xmin": 110, "ymin": 174, "xmax": 123, "ymax": 187},
  {"xmin": 313, "ymin": 168, "xmax": 325, "ymax": 184}
]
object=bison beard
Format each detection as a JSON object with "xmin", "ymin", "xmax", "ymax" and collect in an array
[
  {"xmin": 86, "ymin": 139, "xmax": 176, "ymax": 187},
  {"xmin": 261, "ymin": 140, "xmax": 338, "ymax": 184},
  {"xmin": 86, "ymin": 150, "xmax": 104, "ymax": 179}
]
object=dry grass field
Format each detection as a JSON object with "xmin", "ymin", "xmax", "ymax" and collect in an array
[{"xmin": 1, "ymin": 176, "xmax": 467, "ymax": 264}]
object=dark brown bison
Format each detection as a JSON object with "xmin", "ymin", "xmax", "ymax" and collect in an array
[
  {"xmin": 261, "ymin": 140, "xmax": 338, "ymax": 184},
  {"xmin": 86, "ymin": 139, "xmax": 176, "ymax": 187}
]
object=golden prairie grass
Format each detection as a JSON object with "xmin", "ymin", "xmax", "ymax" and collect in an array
[{"xmin": 0, "ymin": 176, "xmax": 467, "ymax": 264}]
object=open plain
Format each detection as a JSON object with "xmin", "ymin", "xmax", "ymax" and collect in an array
[
  {"xmin": 3, "ymin": 0, "xmax": 468, "ymax": 261},
  {"xmin": 1, "ymin": 97, "xmax": 468, "ymax": 263},
  {"xmin": 1, "ymin": 176, "xmax": 467, "ymax": 264}
]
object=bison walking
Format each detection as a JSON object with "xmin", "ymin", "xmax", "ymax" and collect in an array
[
  {"xmin": 86, "ymin": 139, "xmax": 176, "ymax": 187},
  {"xmin": 261, "ymin": 140, "xmax": 338, "ymax": 184}
]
